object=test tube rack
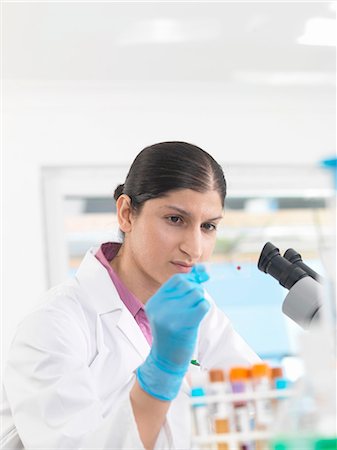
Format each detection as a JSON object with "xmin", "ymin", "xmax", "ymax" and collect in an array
[{"xmin": 190, "ymin": 388, "xmax": 294, "ymax": 450}]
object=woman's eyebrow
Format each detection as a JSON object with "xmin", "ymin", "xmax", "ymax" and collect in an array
[{"xmin": 161, "ymin": 205, "xmax": 223, "ymax": 221}]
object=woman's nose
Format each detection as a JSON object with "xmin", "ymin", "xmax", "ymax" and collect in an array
[{"xmin": 179, "ymin": 229, "xmax": 203, "ymax": 261}]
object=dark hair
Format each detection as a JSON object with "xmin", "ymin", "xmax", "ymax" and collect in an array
[{"xmin": 114, "ymin": 141, "xmax": 226, "ymax": 212}]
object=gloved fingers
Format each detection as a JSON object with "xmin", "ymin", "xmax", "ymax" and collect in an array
[
  {"xmin": 164, "ymin": 287, "xmax": 209, "ymax": 324},
  {"xmin": 160, "ymin": 282, "xmax": 205, "ymax": 306},
  {"xmin": 147, "ymin": 286, "xmax": 208, "ymax": 328},
  {"xmin": 145, "ymin": 266, "xmax": 210, "ymax": 315},
  {"xmin": 147, "ymin": 279, "xmax": 206, "ymax": 314},
  {"xmin": 168, "ymin": 265, "xmax": 209, "ymax": 286},
  {"xmin": 178, "ymin": 284, "xmax": 206, "ymax": 307},
  {"xmin": 158, "ymin": 276, "xmax": 199, "ymax": 299},
  {"xmin": 161, "ymin": 264, "xmax": 209, "ymax": 293},
  {"xmin": 187, "ymin": 264, "xmax": 210, "ymax": 284},
  {"xmin": 177, "ymin": 296, "xmax": 211, "ymax": 327},
  {"xmin": 165, "ymin": 297, "xmax": 210, "ymax": 329},
  {"xmin": 160, "ymin": 273, "xmax": 191, "ymax": 293},
  {"xmin": 187, "ymin": 297, "xmax": 211, "ymax": 323}
]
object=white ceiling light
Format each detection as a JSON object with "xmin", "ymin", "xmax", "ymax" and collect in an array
[
  {"xmin": 297, "ymin": 17, "xmax": 336, "ymax": 47},
  {"xmin": 150, "ymin": 19, "xmax": 184, "ymax": 44},
  {"xmin": 117, "ymin": 18, "xmax": 220, "ymax": 46},
  {"xmin": 117, "ymin": 19, "xmax": 181, "ymax": 45}
]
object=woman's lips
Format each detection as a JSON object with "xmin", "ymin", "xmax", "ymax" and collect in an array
[{"xmin": 171, "ymin": 262, "xmax": 193, "ymax": 273}]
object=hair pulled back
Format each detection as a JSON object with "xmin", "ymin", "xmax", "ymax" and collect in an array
[{"xmin": 114, "ymin": 141, "xmax": 226, "ymax": 212}]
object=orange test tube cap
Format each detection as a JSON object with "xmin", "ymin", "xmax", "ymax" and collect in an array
[
  {"xmin": 209, "ymin": 369, "xmax": 226, "ymax": 383},
  {"xmin": 271, "ymin": 367, "xmax": 284, "ymax": 379},
  {"xmin": 251, "ymin": 363, "xmax": 271, "ymax": 378},
  {"xmin": 229, "ymin": 367, "xmax": 249, "ymax": 382}
]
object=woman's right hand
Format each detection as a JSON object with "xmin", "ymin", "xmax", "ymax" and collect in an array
[{"xmin": 136, "ymin": 265, "xmax": 210, "ymax": 401}]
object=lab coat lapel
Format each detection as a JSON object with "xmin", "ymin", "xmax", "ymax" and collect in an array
[
  {"xmin": 116, "ymin": 307, "xmax": 150, "ymax": 360},
  {"xmin": 76, "ymin": 248, "xmax": 150, "ymax": 360}
]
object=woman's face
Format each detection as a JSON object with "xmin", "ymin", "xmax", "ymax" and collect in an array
[{"xmin": 121, "ymin": 188, "xmax": 223, "ymax": 297}]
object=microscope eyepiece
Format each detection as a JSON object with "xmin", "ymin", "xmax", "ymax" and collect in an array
[
  {"xmin": 257, "ymin": 242, "xmax": 323, "ymax": 329},
  {"xmin": 283, "ymin": 248, "xmax": 302, "ymax": 265},
  {"xmin": 257, "ymin": 242, "xmax": 308, "ymax": 290},
  {"xmin": 283, "ymin": 248, "xmax": 322, "ymax": 282}
]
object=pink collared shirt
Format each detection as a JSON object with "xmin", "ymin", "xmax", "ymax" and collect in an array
[{"xmin": 95, "ymin": 242, "xmax": 152, "ymax": 346}]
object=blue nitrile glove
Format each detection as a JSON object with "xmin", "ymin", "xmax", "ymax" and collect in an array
[{"xmin": 136, "ymin": 265, "xmax": 210, "ymax": 401}]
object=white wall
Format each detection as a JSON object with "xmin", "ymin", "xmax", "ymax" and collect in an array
[{"xmin": 2, "ymin": 78, "xmax": 335, "ymax": 359}]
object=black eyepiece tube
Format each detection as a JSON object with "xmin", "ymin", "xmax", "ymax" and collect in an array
[
  {"xmin": 283, "ymin": 248, "xmax": 322, "ymax": 283},
  {"xmin": 257, "ymin": 242, "xmax": 308, "ymax": 290}
]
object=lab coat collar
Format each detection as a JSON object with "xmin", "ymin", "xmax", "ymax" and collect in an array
[
  {"xmin": 116, "ymin": 307, "xmax": 150, "ymax": 359},
  {"xmin": 75, "ymin": 248, "xmax": 124, "ymax": 314}
]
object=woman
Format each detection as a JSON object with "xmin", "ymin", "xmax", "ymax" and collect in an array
[{"xmin": 2, "ymin": 142, "xmax": 259, "ymax": 450}]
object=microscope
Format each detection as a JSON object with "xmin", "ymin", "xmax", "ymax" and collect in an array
[{"xmin": 257, "ymin": 242, "xmax": 324, "ymax": 330}]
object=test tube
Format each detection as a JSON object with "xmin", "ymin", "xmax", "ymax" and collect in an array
[
  {"xmin": 270, "ymin": 367, "xmax": 284, "ymax": 387},
  {"xmin": 251, "ymin": 363, "xmax": 273, "ymax": 428},
  {"xmin": 229, "ymin": 367, "xmax": 254, "ymax": 450},
  {"xmin": 208, "ymin": 369, "xmax": 233, "ymax": 450},
  {"xmin": 270, "ymin": 367, "xmax": 285, "ymax": 414},
  {"xmin": 251, "ymin": 363, "xmax": 273, "ymax": 450},
  {"xmin": 191, "ymin": 387, "xmax": 212, "ymax": 438},
  {"xmin": 273, "ymin": 377, "xmax": 290, "ymax": 421}
]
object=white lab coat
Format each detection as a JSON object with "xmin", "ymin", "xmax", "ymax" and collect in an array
[{"xmin": 1, "ymin": 248, "xmax": 259, "ymax": 450}]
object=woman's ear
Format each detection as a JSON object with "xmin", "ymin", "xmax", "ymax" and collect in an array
[{"xmin": 116, "ymin": 195, "xmax": 134, "ymax": 233}]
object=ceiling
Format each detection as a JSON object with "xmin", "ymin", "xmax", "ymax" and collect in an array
[{"xmin": 3, "ymin": 1, "xmax": 336, "ymax": 85}]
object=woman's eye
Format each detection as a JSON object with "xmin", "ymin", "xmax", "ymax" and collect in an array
[
  {"xmin": 202, "ymin": 223, "xmax": 217, "ymax": 232},
  {"xmin": 167, "ymin": 216, "xmax": 183, "ymax": 224}
]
